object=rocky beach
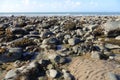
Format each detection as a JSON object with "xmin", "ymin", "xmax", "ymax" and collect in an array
[{"xmin": 0, "ymin": 15, "xmax": 120, "ymax": 80}]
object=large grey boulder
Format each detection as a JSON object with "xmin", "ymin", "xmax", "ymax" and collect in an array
[{"xmin": 102, "ymin": 21, "xmax": 120, "ymax": 37}]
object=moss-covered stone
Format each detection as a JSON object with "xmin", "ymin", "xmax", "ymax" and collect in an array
[
  {"xmin": 64, "ymin": 21, "xmax": 76, "ymax": 30},
  {"xmin": 12, "ymin": 38, "xmax": 36, "ymax": 47}
]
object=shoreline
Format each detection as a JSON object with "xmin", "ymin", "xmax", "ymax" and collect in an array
[{"xmin": 0, "ymin": 16, "xmax": 120, "ymax": 80}]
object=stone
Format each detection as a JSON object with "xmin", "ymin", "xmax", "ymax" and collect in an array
[
  {"xmin": 86, "ymin": 24, "xmax": 98, "ymax": 31},
  {"xmin": 40, "ymin": 31, "xmax": 54, "ymax": 39},
  {"xmin": 9, "ymin": 47, "xmax": 23, "ymax": 53},
  {"xmin": 41, "ymin": 23, "xmax": 50, "ymax": 29},
  {"xmin": 102, "ymin": 21, "xmax": 120, "ymax": 37},
  {"xmin": 115, "ymin": 36, "xmax": 120, "ymax": 40},
  {"xmin": 68, "ymin": 37, "xmax": 80, "ymax": 46},
  {"xmin": 46, "ymin": 69, "xmax": 58, "ymax": 78},
  {"xmin": 91, "ymin": 51, "xmax": 101, "ymax": 59},
  {"xmin": 62, "ymin": 69, "xmax": 72, "ymax": 80},
  {"xmin": 76, "ymin": 29, "xmax": 83, "ymax": 36},
  {"xmin": 10, "ymin": 28, "xmax": 28, "ymax": 35},
  {"xmin": 0, "ymin": 47, "xmax": 23, "ymax": 63},
  {"xmin": 64, "ymin": 34, "xmax": 71, "ymax": 40},
  {"xmin": 5, "ymin": 69, "xmax": 19, "ymax": 80},
  {"xmin": 105, "ymin": 44, "xmax": 120, "ymax": 49},
  {"xmin": 48, "ymin": 37, "xmax": 59, "ymax": 45}
]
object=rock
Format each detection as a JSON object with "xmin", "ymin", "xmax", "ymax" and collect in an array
[
  {"xmin": 72, "ymin": 46, "xmax": 78, "ymax": 53},
  {"xmin": 109, "ymin": 56, "xmax": 114, "ymax": 60},
  {"xmin": 46, "ymin": 69, "xmax": 58, "ymax": 78},
  {"xmin": 105, "ymin": 44, "xmax": 120, "ymax": 49},
  {"xmin": 0, "ymin": 47, "xmax": 23, "ymax": 63},
  {"xmin": 68, "ymin": 37, "xmax": 80, "ymax": 46},
  {"xmin": 9, "ymin": 47, "xmax": 23, "ymax": 53},
  {"xmin": 115, "ymin": 36, "xmax": 120, "ymax": 40},
  {"xmin": 10, "ymin": 28, "xmax": 28, "ymax": 35},
  {"xmin": 5, "ymin": 69, "xmax": 19, "ymax": 80},
  {"xmin": 64, "ymin": 34, "xmax": 71, "ymax": 40},
  {"xmin": 62, "ymin": 69, "xmax": 72, "ymax": 80},
  {"xmin": 63, "ymin": 21, "xmax": 76, "ymax": 30},
  {"xmin": 48, "ymin": 53, "xmax": 66, "ymax": 64},
  {"xmin": 40, "ymin": 30, "xmax": 54, "ymax": 39},
  {"xmin": 76, "ymin": 29, "xmax": 84, "ymax": 37},
  {"xmin": 108, "ymin": 72, "xmax": 118, "ymax": 80},
  {"xmin": 91, "ymin": 51, "xmax": 101, "ymax": 59},
  {"xmin": 41, "ymin": 22, "xmax": 50, "ymax": 29},
  {"xmin": 86, "ymin": 24, "xmax": 98, "ymax": 31},
  {"xmin": 48, "ymin": 37, "xmax": 59, "ymax": 45},
  {"xmin": 14, "ymin": 60, "xmax": 22, "ymax": 68},
  {"xmin": 103, "ymin": 21, "xmax": 120, "ymax": 33},
  {"xmin": 102, "ymin": 21, "xmax": 120, "ymax": 37},
  {"xmin": 42, "ymin": 39, "xmax": 49, "ymax": 45}
]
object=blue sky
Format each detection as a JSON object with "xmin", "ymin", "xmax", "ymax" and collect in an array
[{"xmin": 0, "ymin": 0, "xmax": 120, "ymax": 12}]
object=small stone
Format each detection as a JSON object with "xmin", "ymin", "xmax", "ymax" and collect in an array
[
  {"xmin": 109, "ymin": 56, "xmax": 114, "ymax": 60},
  {"xmin": 115, "ymin": 36, "xmax": 120, "ymax": 40},
  {"xmin": 46, "ymin": 69, "xmax": 58, "ymax": 78},
  {"xmin": 68, "ymin": 37, "xmax": 80, "ymax": 46},
  {"xmin": 62, "ymin": 69, "xmax": 72, "ymax": 80},
  {"xmin": 91, "ymin": 51, "xmax": 101, "ymax": 59},
  {"xmin": 5, "ymin": 69, "xmax": 19, "ymax": 80}
]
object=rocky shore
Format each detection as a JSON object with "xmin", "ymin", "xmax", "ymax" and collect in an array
[{"xmin": 0, "ymin": 16, "xmax": 120, "ymax": 80}]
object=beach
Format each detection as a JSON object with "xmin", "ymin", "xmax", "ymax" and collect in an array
[{"xmin": 0, "ymin": 15, "xmax": 120, "ymax": 80}]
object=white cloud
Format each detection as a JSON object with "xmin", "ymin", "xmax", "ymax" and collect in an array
[{"xmin": 0, "ymin": 0, "xmax": 82, "ymax": 12}]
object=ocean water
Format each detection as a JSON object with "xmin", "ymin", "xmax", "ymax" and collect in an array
[{"xmin": 0, "ymin": 12, "xmax": 120, "ymax": 16}]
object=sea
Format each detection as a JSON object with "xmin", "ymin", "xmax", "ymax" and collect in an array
[{"xmin": 0, "ymin": 12, "xmax": 120, "ymax": 16}]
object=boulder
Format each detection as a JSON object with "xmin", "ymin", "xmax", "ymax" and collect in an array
[{"xmin": 102, "ymin": 21, "xmax": 120, "ymax": 37}]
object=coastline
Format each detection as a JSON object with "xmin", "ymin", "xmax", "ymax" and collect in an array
[
  {"xmin": 0, "ymin": 12, "xmax": 120, "ymax": 17},
  {"xmin": 0, "ymin": 16, "xmax": 120, "ymax": 80}
]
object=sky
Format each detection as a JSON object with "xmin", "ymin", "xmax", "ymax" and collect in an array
[{"xmin": 0, "ymin": 0, "xmax": 120, "ymax": 12}]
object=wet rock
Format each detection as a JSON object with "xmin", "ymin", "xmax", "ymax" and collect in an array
[{"xmin": 68, "ymin": 37, "xmax": 81, "ymax": 46}]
